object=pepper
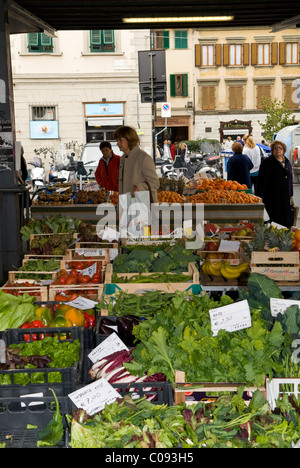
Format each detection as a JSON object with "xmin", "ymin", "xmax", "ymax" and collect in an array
[
  {"xmin": 83, "ymin": 312, "xmax": 96, "ymax": 329},
  {"xmin": 35, "ymin": 307, "xmax": 53, "ymax": 326}
]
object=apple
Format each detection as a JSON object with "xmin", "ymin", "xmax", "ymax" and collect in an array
[{"xmin": 206, "ymin": 241, "xmax": 219, "ymax": 251}]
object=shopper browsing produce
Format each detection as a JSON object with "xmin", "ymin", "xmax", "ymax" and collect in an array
[
  {"xmin": 256, "ymin": 140, "xmax": 294, "ymax": 228},
  {"xmin": 115, "ymin": 125, "xmax": 159, "ymax": 202},
  {"xmin": 95, "ymin": 141, "xmax": 121, "ymax": 192},
  {"xmin": 227, "ymin": 142, "xmax": 253, "ymax": 189}
]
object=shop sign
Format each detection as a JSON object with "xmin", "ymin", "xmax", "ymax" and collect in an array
[{"xmin": 84, "ymin": 102, "xmax": 125, "ymax": 117}]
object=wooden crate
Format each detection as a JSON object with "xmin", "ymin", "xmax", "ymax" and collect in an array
[
  {"xmin": 8, "ymin": 270, "xmax": 57, "ymax": 283},
  {"xmin": 48, "ymin": 283, "xmax": 103, "ymax": 302},
  {"xmin": 1, "ymin": 282, "xmax": 48, "ymax": 301},
  {"xmin": 24, "ymin": 254, "xmax": 67, "ymax": 261},
  {"xmin": 174, "ymin": 370, "xmax": 266, "ymax": 405},
  {"xmin": 250, "ymin": 251, "xmax": 300, "ymax": 281},
  {"xmin": 66, "ymin": 248, "xmax": 111, "ymax": 263},
  {"xmin": 104, "ymin": 262, "xmax": 201, "ymax": 294}
]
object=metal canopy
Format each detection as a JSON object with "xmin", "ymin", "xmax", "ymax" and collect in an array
[{"xmin": 11, "ymin": 0, "xmax": 300, "ymax": 32}]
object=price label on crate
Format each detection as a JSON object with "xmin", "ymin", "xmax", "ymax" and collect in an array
[
  {"xmin": 75, "ymin": 249, "xmax": 105, "ymax": 257},
  {"xmin": 209, "ymin": 299, "xmax": 252, "ymax": 336},
  {"xmin": 68, "ymin": 379, "xmax": 120, "ymax": 416},
  {"xmin": 82, "ymin": 262, "xmax": 98, "ymax": 277},
  {"xmin": 270, "ymin": 297, "xmax": 300, "ymax": 317},
  {"xmin": 88, "ymin": 332, "xmax": 128, "ymax": 363},
  {"xmin": 66, "ymin": 296, "xmax": 98, "ymax": 310}
]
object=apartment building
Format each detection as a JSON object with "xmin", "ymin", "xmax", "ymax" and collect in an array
[
  {"xmin": 153, "ymin": 26, "xmax": 300, "ymax": 145},
  {"xmin": 10, "ymin": 29, "xmax": 153, "ymax": 167},
  {"xmin": 10, "ymin": 26, "xmax": 300, "ymax": 168}
]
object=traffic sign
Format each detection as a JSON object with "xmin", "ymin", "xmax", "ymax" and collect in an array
[{"xmin": 161, "ymin": 102, "xmax": 171, "ymax": 117}]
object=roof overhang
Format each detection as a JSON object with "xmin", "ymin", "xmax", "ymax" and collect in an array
[{"xmin": 7, "ymin": 0, "xmax": 300, "ymax": 33}]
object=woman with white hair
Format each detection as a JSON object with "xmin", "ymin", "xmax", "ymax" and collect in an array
[{"xmin": 242, "ymin": 135, "xmax": 261, "ymax": 193}]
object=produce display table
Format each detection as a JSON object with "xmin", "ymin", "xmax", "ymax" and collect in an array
[{"xmin": 31, "ymin": 202, "xmax": 265, "ymax": 226}]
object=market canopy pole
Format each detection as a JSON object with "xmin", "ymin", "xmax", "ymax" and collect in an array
[{"xmin": 0, "ymin": 0, "xmax": 22, "ymax": 284}]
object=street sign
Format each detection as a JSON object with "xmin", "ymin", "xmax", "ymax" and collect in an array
[{"xmin": 161, "ymin": 102, "xmax": 171, "ymax": 117}]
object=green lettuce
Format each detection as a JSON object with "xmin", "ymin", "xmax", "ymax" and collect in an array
[{"xmin": 0, "ymin": 291, "xmax": 36, "ymax": 331}]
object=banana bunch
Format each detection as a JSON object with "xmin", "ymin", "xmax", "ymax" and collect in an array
[{"xmin": 202, "ymin": 260, "xmax": 249, "ymax": 279}]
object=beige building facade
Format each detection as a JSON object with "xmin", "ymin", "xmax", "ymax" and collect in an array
[
  {"xmin": 154, "ymin": 26, "xmax": 300, "ymax": 146},
  {"xmin": 10, "ymin": 29, "xmax": 153, "ymax": 168},
  {"xmin": 9, "ymin": 25, "xmax": 300, "ymax": 168}
]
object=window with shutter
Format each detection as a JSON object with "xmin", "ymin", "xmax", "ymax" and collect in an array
[
  {"xmin": 202, "ymin": 45, "xmax": 215, "ymax": 66},
  {"xmin": 257, "ymin": 85, "xmax": 271, "ymax": 108},
  {"xmin": 229, "ymin": 86, "xmax": 243, "ymax": 110},
  {"xmin": 27, "ymin": 33, "xmax": 53, "ymax": 53},
  {"xmin": 174, "ymin": 31, "xmax": 188, "ymax": 49},
  {"xmin": 170, "ymin": 74, "xmax": 188, "ymax": 97},
  {"xmin": 258, "ymin": 44, "xmax": 271, "ymax": 65},
  {"xmin": 229, "ymin": 44, "xmax": 242, "ymax": 66},
  {"xmin": 90, "ymin": 30, "xmax": 114, "ymax": 52},
  {"xmin": 202, "ymin": 86, "xmax": 215, "ymax": 110},
  {"xmin": 152, "ymin": 31, "xmax": 169, "ymax": 49},
  {"xmin": 286, "ymin": 43, "xmax": 299, "ymax": 64},
  {"xmin": 284, "ymin": 83, "xmax": 298, "ymax": 108}
]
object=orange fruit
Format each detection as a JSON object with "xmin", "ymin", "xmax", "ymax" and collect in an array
[{"xmin": 294, "ymin": 230, "xmax": 300, "ymax": 242}]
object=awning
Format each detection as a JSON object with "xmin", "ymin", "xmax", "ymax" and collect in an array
[
  {"xmin": 87, "ymin": 117, "xmax": 124, "ymax": 127},
  {"xmin": 223, "ymin": 129, "xmax": 249, "ymax": 135}
]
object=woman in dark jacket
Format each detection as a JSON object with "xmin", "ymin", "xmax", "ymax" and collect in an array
[
  {"xmin": 227, "ymin": 142, "xmax": 253, "ymax": 188},
  {"xmin": 256, "ymin": 140, "xmax": 293, "ymax": 228}
]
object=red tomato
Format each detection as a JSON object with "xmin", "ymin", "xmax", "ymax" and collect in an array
[
  {"xmin": 69, "ymin": 269, "xmax": 79, "ymax": 278},
  {"xmin": 58, "ymin": 276, "xmax": 68, "ymax": 285},
  {"xmin": 66, "ymin": 276, "xmax": 77, "ymax": 285}
]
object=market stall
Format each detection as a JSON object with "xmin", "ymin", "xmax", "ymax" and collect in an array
[{"xmin": 2, "ymin": 178, "xmax": 300, "ymax": 449}]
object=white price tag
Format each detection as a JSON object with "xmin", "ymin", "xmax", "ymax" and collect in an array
[
  {"xmin": 88, "ymin": 332, "xmax": 128, "ymax": 364},
  {"xmin": 82, "ymin": 262, "xmax": 98, "ymax": 277},
  {"xmin": 209, "ymin": 299, "xmax": 252, "ymax": 336},
  {"xmin": 68, "ymin": 379, "xmax": 120, "ymax": 416},
  {"xmin": 65, "ymin": 296, "xmax": 98, "ymax": 310},
  {"xmin": 219, "ymin": 240, "xmax": 240, "ymax": 252},
  {"xmin": 75, "ymin": 249, "xmax": 105, "ymax": 257},
  {"xmin": 270, "ymin": 298, "xmax": 300, "ymax": 317},
  {"xmin": 109, "ymin": 248, "xmax": 119, "ymax": 261}
]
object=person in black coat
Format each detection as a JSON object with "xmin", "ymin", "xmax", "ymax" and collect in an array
[
  {"xmin": 256, "ymin": 140, "xmax": 293, "ymax": 228},
  {"xmin": 227, "ymin": 142, "xmax": 253, "ymax": 188}
]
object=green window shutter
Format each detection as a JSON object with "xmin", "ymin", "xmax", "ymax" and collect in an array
[
  {"xmin": 170, "ymin": 74, "xmax": 176, "ymax": 97},
  {"xmin": 28, "ymin": 33, "xmax": 39, "ymax": 46},
  {"xmin": 90, "ymin": 30, "xmax": 101, "ymax": 45},
  {"xmin": 182, "ymin": 74, "xmax": 188, "ymax": 97},
  {"xmin": 163, "ymin": 31, "xmax": 169, "ymax": 49},
  {"xmin": 103, "ymin": 30, "xmax": 114, "ymax": 45},
  {"xmin": 41, "ymin": 34, "xmax": 52, "ymax": 46},
  {"xmin": 175, "ymin": 30, "xmax": 188, "ymax": 49}
]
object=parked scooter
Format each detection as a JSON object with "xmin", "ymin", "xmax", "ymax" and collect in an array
[
  {"xmin": 49, "ymin": 152, "xmax": 77, "ymax": 183},
  {"xmin": 28, "ymin": 156, "xmax": 47, "ymax": 192}
]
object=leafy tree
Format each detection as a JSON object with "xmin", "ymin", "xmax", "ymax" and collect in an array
[{"xmin": 258, "ymin": 97, "xmax": 296, "ymax": 143}]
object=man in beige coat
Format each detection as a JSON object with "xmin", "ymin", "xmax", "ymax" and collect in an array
[{"xmin": 114, "ymin": 126, "xmax": 159, "ymax": 203}]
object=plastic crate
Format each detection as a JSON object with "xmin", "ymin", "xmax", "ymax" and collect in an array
[
  {"xmin": 2, "ymin": 327, "xmax": 84, "ymax": 384},
  {"xmin": 0, "ymin": 367, "xmax": 76, "ymax": 397},
  {"xmin": 35, "ymin": 301, "xmax": 96, "ymax": 349},
  {"xmin": 82, "ymin": 350, "xmax": 173, "ymax": 405},
  {"xmin": 0, "ymin": 395, "xmax": 71, "ymax": 448}
]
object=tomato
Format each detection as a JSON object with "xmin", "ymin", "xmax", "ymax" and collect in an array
[
  {"xmin": 55, "ymin": 294, "xmax": 68, "ymax": 302},
  {"xmin": 69, "ymin": 293, "xmax": 79, "ymax": 301},
  {"xmin": 57, "ymin": 269, "xmax": 68, "ymax": 277},
  {"xmin": 58, "ymin": 276, "xmax": 68, "ymax": 285},
  {"xmin": 69, "ymin": 269, "xmax": 79, "ymax": 278},
  {"xmin": 78, "ymin": 274, "xmax": 91, "ymax": 284},
  {"xmin": 75, "ymin": 262, "xmax": 84, "ymax": 270},
  {"xmin": 66, "ymin": 276, "xmax": 77, "ymax": 285},
  {"xmin": 91, "ymin": 273, "xmax": 101, "ymax": 284}
]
